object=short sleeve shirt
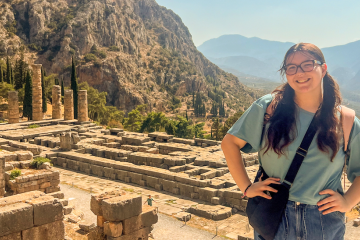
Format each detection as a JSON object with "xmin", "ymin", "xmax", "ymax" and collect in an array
[{"xmin": 227, "ymin": 94, "xmax": 360, "ymax": 205}]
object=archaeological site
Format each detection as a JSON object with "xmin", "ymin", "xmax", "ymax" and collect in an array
[{"xmin": 0, "ymin": 64, "xmax": 358, "ymax": 240}]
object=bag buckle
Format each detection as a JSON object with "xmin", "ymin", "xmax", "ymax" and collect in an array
[
  {"xmin": 296, "ymin": 147, "xmax": 307, "ymax": 157},
  {"xmin": 281, "ymin": 181, "xmax": 291, "ymax": 189}
]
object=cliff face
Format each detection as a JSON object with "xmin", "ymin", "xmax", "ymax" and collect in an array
[{"xmin": 0, "ymin": 0, "xmax": 261, "ymax": 113}]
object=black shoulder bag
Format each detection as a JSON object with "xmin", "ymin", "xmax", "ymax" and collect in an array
[{"xmin": 245, "ymin": 114, "xmax": 318, "ymax": 240}]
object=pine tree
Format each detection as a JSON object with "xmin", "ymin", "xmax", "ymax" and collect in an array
[
  {"xmin": 71, "ymin": 57, "xmax": 79, "ymax": 119},
  {"xmin": 6, "ymin": 56, "xmax": 11, "ymax": 84},
  {"xmin": 23, "ymin": 71, "xmax": 32, "ymax": 120},
  {"xmin": 0, "ymin": 65, "xmax": 2, "ymax": 82},
  {"xmin": 41, "ymin": 67, "xmax": 47, "ymax": 113}
]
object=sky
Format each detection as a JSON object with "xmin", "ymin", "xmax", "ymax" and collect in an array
[{"xmin": 155, "ymin": 0, "xmax": 360, "ymax": 48}]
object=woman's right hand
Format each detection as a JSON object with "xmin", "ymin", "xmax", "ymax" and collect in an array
[{"xmin": 245, "ymin": 177, "xmax": 281, "ymax": 199}]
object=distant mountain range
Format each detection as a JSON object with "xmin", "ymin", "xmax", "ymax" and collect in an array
[
  {"xmin": 198, "ymin": 34, "xmax": 360, "ymax": 113},
  {"xmin": 198, "ymin": 34, "xmax": 360, "ymax": 90}
]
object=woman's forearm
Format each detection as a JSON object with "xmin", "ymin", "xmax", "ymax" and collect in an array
[
  {"xmin": 344, "ymin": 175, "xmax": 360, "ymax": 209},
  {"xmin": 221, "ymin": 137, "xmax": 252, "ymax": 192}
]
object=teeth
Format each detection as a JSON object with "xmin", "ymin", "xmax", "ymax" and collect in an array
[{"xmin": 297, "ymin": 79, "xmax": 310, "ymax": 83}]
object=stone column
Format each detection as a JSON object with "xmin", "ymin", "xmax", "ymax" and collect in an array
[
  {"xmin": 64, "ymin": 90, "xmax": 74, "ymax": 120},
  {"xmin": 78, "ymin": 90, "xmax": 88, "ymax": 122},
  {"xmin": 52, "ymin": 85, "xmax": 61, "ymax": 119},
  {"xmin": 31, "ymin": 64, "xmax": 43, "ymax": 121},
  {"xmin": 0, "ymin": 152, "xmax": 5, "ymax": 197},
  {"xmin": 8, "ymin": 91, "xmax": 19, "ymax": 124}
]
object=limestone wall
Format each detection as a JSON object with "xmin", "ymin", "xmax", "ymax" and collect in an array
[
  {"xmin": 0, "ymin": 191, "xmax": 64, "ymax": 240},
  {"xmin": 0, "ymin": 154, "xmax": 4, "ymax": 198},
  {"xmin": 5, "ymin": 169, "xmax": 60, "ymax": 195},
  {"xmin": 90, "ymin": 192, "xmax": 158, "ymax": 239}
]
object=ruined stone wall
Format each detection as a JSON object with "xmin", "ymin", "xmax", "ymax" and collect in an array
[
  {"xmin": 0, "ymin": 191, "xmax": 64, "ymax": 240},
  {"xmin": 5, "ymin": 169, "xmax": 61, "ymax": 195},
  {"xmin": 31, "ymin": 64, "xmax": 43, "ymax": 121},
  {"xmin": 52, "ymin": 85, "xmax": 61, "ymax": 119},
  {"xmin": 90, "ymin": 192, "xmax": 158, "ymax": 239},
  {"xmin": 8, "ymin": 91, "xmax": 19, "ymax": 124}
]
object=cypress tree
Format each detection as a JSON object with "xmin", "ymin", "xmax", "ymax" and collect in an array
[
  {"xmin": 6, "ymin": 56, "xmax": 10, "ymax": 84},
  {"xmin": 54, "ymin": 78, "xmax": 59, "ymax": 85},
  {"xmin": 23, "ymin": 71, "xmax": 32, "ymax": 120},
  {"xmin": 61, "ymin": 79, "xmax": 64, "ymax": 96},
  {"xmin": 14, "ymin": 52, "xmax": 26, "ymax": 90},
  {"xmin": 0, "ymin": 65, "xmax": 2, "ymax": 82},
  {"xmin": 185, "ymin": 110, "xmax": 188, "ymax": 121},
  {"xmin": 41, "ymin": 67, "xmax": 47, "ymax": 113},
  {"xmin": 192, "ymin": 92, "xmax": 195, "ymax": 107},
  {"xmin": 71, "ymin": 57, "xmax": 78, "ymax": 119},
  {"xmin": 11, "ymin": 67, "xmax": 15, "ymax": 86}
]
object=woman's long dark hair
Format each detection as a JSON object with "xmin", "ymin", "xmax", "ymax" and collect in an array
[{"xmin": 264, "ymin": 43, "xmax": 342, "ymax": 161}]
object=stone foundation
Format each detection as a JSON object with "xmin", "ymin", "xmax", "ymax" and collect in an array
[{"xmin": 0, "ymin": 191, "xmax": 64, "ymax": 240}]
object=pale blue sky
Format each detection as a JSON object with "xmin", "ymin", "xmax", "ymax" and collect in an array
[{"xmin": 156, "ymin": 0, "xmax": 360, "ymax": 48}]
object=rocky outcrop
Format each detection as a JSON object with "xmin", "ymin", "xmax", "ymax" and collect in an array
[{"xmin": 0, "ymin": 0, "xmax": 260, "ymax": 113}]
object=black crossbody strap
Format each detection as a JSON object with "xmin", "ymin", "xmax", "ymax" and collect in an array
[{"xmin": 283, "ymin": 115, "xmax": 318, "ymax": 187}]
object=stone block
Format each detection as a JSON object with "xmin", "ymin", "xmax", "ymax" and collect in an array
[
  {"xmin": 211, "ymin": 197, "xmax": 222, "ymax": 205},
  {"xmin": 79, "ymin": 220, "xmax": 96, "ymax": 232},
  {"xmin": 122, "ymin": 205, "xmax": 158, "ymax": 235},
  {"xmin": 0, "ymin": 232, "xmax": 21, "ymax": 240},
  {"xmin": 104, "ymin": 221, "xmax": 123, "ymax": 237},
  {"xmin": 124, "ymin": 177, "xmax": 131, "ymax": 183},
  {"xmin": 0, "ymin": 203, "xmax": 33, "ymax": 237},
  {"xmin": 102, "ymin": 195, "xmax": 142, "ymax": 222},
  {"xmin": 172, "ymin": 187, "xmax": 180, "ymax": 195},
  {"xmin": 47, "ymin": 191, "xmax": 65, "ymax": 199},
  {"xmin": 28, "ymin": 195, "xmax": 63, "ymax": 226},
  {"xmin": 97, "ymin": 215, "xmax": 106, "ymax": 228},
  {"xmin": 63, "ymin": 206, "xmax": 73, "ymax": 215},
  {"xmin": 154, "ymin": 184, "xmax": 163, "ymax": 191},
  {"xmin": 191, "ymin": 192, "xmax": 199, "ymax": 199},
  {"xmin": 199, "ymin": 187, "xmax": 218, "ymax": 202},
  {"xmin": 22, "ymin": 220, "xmax": 65, "ymax": 240},
  {"xmin": 107, "ymin": 227, "xmax": 150, "ymax": 240}
]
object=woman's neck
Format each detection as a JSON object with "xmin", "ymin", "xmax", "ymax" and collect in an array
[{"xmin": 294, "ymin": 91, "xmax": 323, "ymax": 113}]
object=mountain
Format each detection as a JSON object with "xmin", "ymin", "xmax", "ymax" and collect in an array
[{"xmin": 0, "ymin": 0, "xmax": 262, "ymax": 114}]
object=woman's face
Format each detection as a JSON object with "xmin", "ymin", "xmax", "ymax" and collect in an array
[{"xmin": 285, "ymin": 51, "xmax": 327, "ymax": 95}]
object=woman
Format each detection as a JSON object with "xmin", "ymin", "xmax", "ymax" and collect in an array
[{"xmin": 221, "ymin": 43, "xmax": 360, "ymax": 240}]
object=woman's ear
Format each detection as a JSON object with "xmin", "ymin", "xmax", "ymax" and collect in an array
[{"xmin": 322, "ymin": 63, "xmax": 328, "ymax": 77}]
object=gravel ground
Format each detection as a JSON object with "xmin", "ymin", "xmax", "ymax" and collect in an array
[{"xmin": 60, "ymin": 184, "xmax": 227, "ymax": 240}]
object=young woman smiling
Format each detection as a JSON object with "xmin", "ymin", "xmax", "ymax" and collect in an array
[{"xmin": 221, "ymin": 43, "xmax": 360, "ymax": 240}]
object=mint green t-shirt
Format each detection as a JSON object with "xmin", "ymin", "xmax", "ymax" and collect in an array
[{"xmin": 227, "ymin": 94, "xmax": 360, "ymax": 205}]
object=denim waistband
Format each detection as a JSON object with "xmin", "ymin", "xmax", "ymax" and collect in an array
[{"xmin": 286, "ymin": 200, "xmax": 319, "ymax": 209}]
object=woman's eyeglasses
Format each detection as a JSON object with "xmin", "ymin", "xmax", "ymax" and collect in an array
[{"xmin": 283, "ymin": 60, "xmax": 322, "ymax": 75}]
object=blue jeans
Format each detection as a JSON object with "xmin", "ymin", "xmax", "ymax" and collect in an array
[{"xmin": 254, "ymin": 200, "xmax": 345, "ymax": 240}]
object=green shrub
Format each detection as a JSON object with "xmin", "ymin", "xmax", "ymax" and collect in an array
[
  {"xmin": 30, "ymin": 157, "xmax": 51, "ymax": 169},
  {"xmin": 108, "ymin": 46, "xmax": 120, "ymax": 51},
  {"xmin": 28, "ymin": 43, "xmax": 42, "ymax": 51},
  {"xmin": 10, "ymin": 169, "xmax": 21, "ymax": 180},
  {"xmin": 84, "ymin": 53, "xmax": 97, "ymax": 62},
  {"xmin": 28, "ymin": 124, "xmax": 40, "ymax": 129},
  {"xmin": 98, "ymin": 51, "xmax": 107, "ymax": 59},
  {"xmin": 69, "ymin": 49, "xmax": 75, "ymax": 55}
]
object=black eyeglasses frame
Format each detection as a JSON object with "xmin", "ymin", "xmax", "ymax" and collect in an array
[{"xmin": 283, "ymin": 60, "xmax": 323, "ymax": 76}]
